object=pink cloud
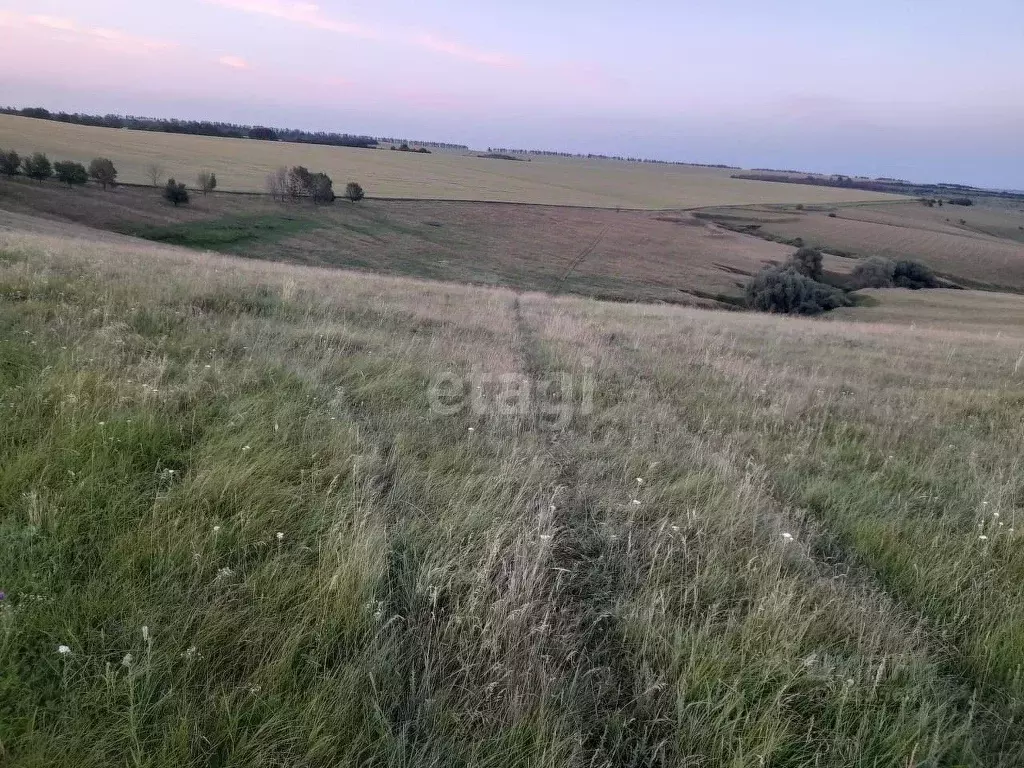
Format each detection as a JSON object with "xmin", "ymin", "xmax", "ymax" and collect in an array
[
  {"xmin": 414, "ymin": 34, "xmax": 522, "ymax": 69},
  {"xmin": 0, "ymin": 11, "xmax": 177, "ymax": 55},
  {"xmin": 204, "ymin": 0, "xmax": 377, "ymax": 39},
  {"xmin": 204, "ymin": 0, "xmax": 519, "ymax": 69},
  {"xmin": 218, "ymin": 55, "xmax": 250, "ymax": 70}
]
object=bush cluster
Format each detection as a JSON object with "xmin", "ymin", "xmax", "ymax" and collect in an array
[
  {"xmin": 265, "ymin": 166, "xmax": 364, "ymax": 204},
  {"xmin": 851, "ymin": 257, "xmax": 938, "ymax": 290},
  {"xmin": 746, "ymin": 264, "xmax": 850, "ymax": 315},
  {"xmin": 163, "ymin": 179, "xmax": 189, "ymax": 206}
]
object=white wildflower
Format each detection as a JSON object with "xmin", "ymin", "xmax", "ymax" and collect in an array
[
  {"xmin": 540, "ymin": 534, "xmax": 553, "ymax": 541},
  {"xmin": 216, "ymin": 567, "xmax": 234, "ymax": 579},
  {"xmin": 276, "ymin": 531, "xmax": 284, "ymax": 541},
  {"xmin": 141, "ymin": 625, "xmax": 150, "ymax": 642},
  {"xmin": 121, "ymin": 653, "xmax": 134, "ymax": 667},
  {"xmin": 213, "ymin": 525, "xmax": 221, "ymax": 534},
  {"xmin": 183, "ymin": 646, "xmax": 198, "ymax": 660},
  {"xmin": 242, "ymin": 445, "xmax": 252, "ymax": 452},
  {"xmin": 467, "ymin": 427, "xmax": 474, "ymax": 432},
  {"xmin": 57, "ymin": 644, "xmax": 71, "ymax": 656},
  {"xmin": 631, "ymin": 499, "xmax": 642, "ymax": 506},
  {"xmin": 979, "ymin": 535, "xmax": 989, "ymax": 541},
  {"xmin": 636, "ymin": 477, "xmax": 644, "ymax": 485},
  {"xmin": 781, "ymin": 532, "xmax": 794, "ymax": 541}
]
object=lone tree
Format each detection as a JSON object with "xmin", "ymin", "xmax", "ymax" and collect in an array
[
  {"xmin": 89, "ymin": 157, "xmax": 118, "ymax": 189},
  {"xmin": 343, "ymin": 181, "xmax": 365, "ymax": 203},
  {"xmin": 286, "ymin": 165, "xmax": 314, "ymax": 199},
  {"xmin": 22, "ymin": 152, "xmax": 52, "ymax": 182},
  {"xmin": 53, "ymin": 160, "xmax": 89, "ymax": 188},
  {"xmin": 197, "ymin": 170, "xmax": 217, "ymax": 195},
  {"xmin": 163, "ymin": 178, "xmax": 189, "ymax": 206},
  {"xmin": 0, "ymin": 149, "xmax": 20, "ymax": 176},
  {"xmin": 146, "ymin": 163, "xmax": 166, "ymax": 187},
  {"xmin": 310, "ymin": 172, "xmax": 335, "ymax": 203},
  {"xmin": 266, "ymin": 167, "xmax": 288, "ymax": 201}
]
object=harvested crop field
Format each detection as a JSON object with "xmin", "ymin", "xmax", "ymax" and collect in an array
[
  {"xmin": 703, "ymin": 202, "xmax": 1024, "ymax": 291},
  {"xmin": 0, "ymin": 114, "xmax": 902, "ymax": 208},
  {"xmin": 0, "ymin": 177, "xmax": 800, "ymax": 305}
]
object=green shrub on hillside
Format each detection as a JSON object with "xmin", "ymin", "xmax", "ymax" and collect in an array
[
  {"xmin": 89, "ymin": 157, "xmax": 118, "ymax": 189},
  {"xmin": 893, "ymin": 260, "xmax": 938, "ymax": 289},
  {"xmin": 852, "ymin": 257, "xmax": 938, "ymax": 290},
  {"xmin": 851, "ymin": 257, "xmax": 897, "ymax": 288},
  {"xmin": 163, "ymin": 178, "xmax": 189, "ymax": 206},
  {"xmin": 22, "ymin": 152, "xmax": 52, "ymax": 182},
  {"xmin": 790, "ymin": 247, "xmax": 824, "ymax": 281},
  {"xmin": 0, "ymin": 149, "xmax": 20, "ymax": 176},
  {"xmin": 53, "ymin": 160, "xmax": 89, "ymax": 188},
  {"xmin": 746, "ymin": 265, "xmax": 850, "ymax": 315}
]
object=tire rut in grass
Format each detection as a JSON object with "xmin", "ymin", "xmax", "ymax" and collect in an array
[{"xmin": 512, "ymin": 296, "xmax": 674, "ymax": 766}]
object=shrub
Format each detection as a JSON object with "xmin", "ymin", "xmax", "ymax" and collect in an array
[
  {"xmin": 746, "ymin": 265, "xmax": 850, "ymax": 315},
  {"xmin": 53, "ymin": 160, "xmax": 89, "ymax": 187},
  {"xmin": 851, "ymin": 257, "xmax": 896, "ymax": 288},
  {"xmin": 89, "ymin": 157, "xmax": 118, "ymax": 189},
  {"xmin": 0, "ymin": 149, "xmax": 20, "ymax": 176},
  {"xmin": 344, "ymin": 182, "xmax": 365, "ymax": 203},
  {"xmin": 790, "ymin": 247, "xmax": 824, "ymax": 281},
  {"xmin": 851, "ymin": 257, "xmax": 938, "ymax": 290},
  {"xmin": 310, "ymin": 173, "xmax": 335, "ymax": 203},
  {"xmin": 22, "ymin": 152, "xmax": 52, "ymax": 182},
  {"xmin": 163, "ymin": 178, "xmax": 189, "ymax": 206},
  {"xmin": 947, "ymin": 197, "xmax": 973, "ymax": 206},
  {"xmin": 892, "ymin": 260, "xmax": 938, "ymax": 289}
]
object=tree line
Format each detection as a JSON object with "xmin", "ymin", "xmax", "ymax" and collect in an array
[
  {"xmin": 1, "ymin": 148, "xmax": 118, "ymax": 189},
  {"xmin": 2, "ymin": 106, "xmax": 378, "ymax": 149},
  {"xmin": 485, "ymin": 147, "xmax": 738, "ymax": 168},
  {"xmin": 0, "ymin": 147, "xmax": 366, "ymax": 208}
]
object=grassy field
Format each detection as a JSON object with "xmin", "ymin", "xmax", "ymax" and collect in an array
[
  {"xmin": 1, "ymin": 178, "xmax": 801, "ymax": 306},
  {"xmin": 703, "ymin": 202, "xmax": 1024, "ymax": 291},
  {"xmin": 0, "ymin": 114, "xmax": 903, "ymax": 208},
  {"xmin": 3, "ymin": 218, "xmax": 1024, "ymax": 765}
]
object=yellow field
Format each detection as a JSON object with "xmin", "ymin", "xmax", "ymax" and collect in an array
[{"xmin": 0, "ymin": 114, "xmax": 902, "ymax": 208}]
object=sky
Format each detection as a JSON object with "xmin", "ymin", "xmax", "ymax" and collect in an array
[{"xmin": 0, "ymin": 0, "xmax": 1021, "ymax": 188}]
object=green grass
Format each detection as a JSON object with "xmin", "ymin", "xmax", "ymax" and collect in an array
[
  {"xmin": 117, "ymin": 214, "xmax": 322, "ymax": 252},
  {"xmin": 2, "ymin": 227, "xmax": 1024, "ymax": 765}
]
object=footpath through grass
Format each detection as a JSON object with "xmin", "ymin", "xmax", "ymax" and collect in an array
[{"xmin": 1, "ymin": 227, "xmax": 1023, "ymax": 765}]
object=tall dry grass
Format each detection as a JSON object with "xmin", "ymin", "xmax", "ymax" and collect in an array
[{"xmin": 1, "ymin": 225, "xmax": 1023, "ymax": 765}]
